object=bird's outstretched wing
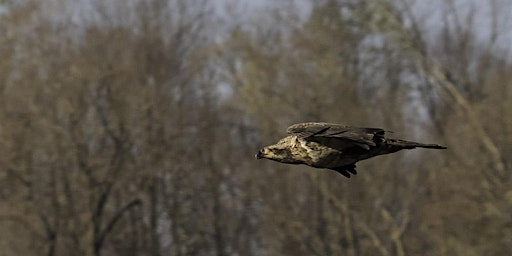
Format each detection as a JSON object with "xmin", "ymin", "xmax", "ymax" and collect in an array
[{"xmin": 287, "ymin": 122, "xmax": 386, "ymax": 150}]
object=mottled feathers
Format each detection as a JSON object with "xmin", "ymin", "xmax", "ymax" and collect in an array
[{"xmin": 256, "ymin": 122, "xmax": 446, "ymax": 178}]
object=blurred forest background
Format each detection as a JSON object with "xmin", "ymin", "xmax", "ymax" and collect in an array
[{"xmin": 1, "ymin": 0, "xmax": 511, "ymax": 255}]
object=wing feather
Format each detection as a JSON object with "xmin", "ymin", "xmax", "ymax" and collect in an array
[{"xmin": 287, "ymin": 122, "xmax": 386, "ymax": 149}]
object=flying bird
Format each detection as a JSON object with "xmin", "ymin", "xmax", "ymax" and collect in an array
[{"xmin": 255, "ymin": 122, "xmax": 446, "ymax": 178}]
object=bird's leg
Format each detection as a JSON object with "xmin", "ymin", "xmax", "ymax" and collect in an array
[
  {"xmin": 346, "ymin": 165, "xmax": 357, "ymax": 175},
  {"xmin": 331, "ymin": 164, "xmax": 357, "ymax": 178},
  {"xmin": 337, "ymin": 170, "xmax": 351, "ymax": 178}
]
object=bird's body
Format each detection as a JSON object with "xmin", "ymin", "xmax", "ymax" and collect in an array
[{"xmin": 256, "ymin": 122, "xmax": 446, "ymax": 178}]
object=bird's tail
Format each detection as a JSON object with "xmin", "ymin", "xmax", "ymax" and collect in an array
[{"xmin": 388, "ymin": 139, "xmax": 447, "ymax": 149}]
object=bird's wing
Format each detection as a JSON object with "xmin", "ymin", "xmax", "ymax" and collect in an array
[{"xmin": 287, "ymin": 122, "xmax": 385, "ymax": 149}]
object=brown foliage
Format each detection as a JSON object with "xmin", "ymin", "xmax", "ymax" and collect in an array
[{"xmin": 0, "ymin": 0, "xmax": 511, "ymax": 255}]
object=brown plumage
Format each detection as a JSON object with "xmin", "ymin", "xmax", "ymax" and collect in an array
[{"xmin": 255, "ymin": 122, "xmax": 446, "ymax": 178}]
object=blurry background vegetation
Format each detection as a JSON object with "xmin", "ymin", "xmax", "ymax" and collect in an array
[{"xmin": 0, "ymin": 0, "xmax": 511, "ymax": 255}]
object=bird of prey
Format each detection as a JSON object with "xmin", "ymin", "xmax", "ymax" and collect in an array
[{"xmin": 255, "ymin": 122, "xmax": 446, "ymax": 178}]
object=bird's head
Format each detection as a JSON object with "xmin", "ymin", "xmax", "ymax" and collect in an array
[{"xmin": 255, "ymin": 136, "xmax": 302, "ymax": 164}]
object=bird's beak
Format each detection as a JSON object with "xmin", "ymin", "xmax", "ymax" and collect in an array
[{"xmin": 255, "ymin": 149, "xmax": 264, "ymax": 159}]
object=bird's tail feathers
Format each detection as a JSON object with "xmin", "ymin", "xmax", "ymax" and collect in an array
[{"xmin": 388, "ymin": 139, "xmax": 447, "ymax": 149}]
